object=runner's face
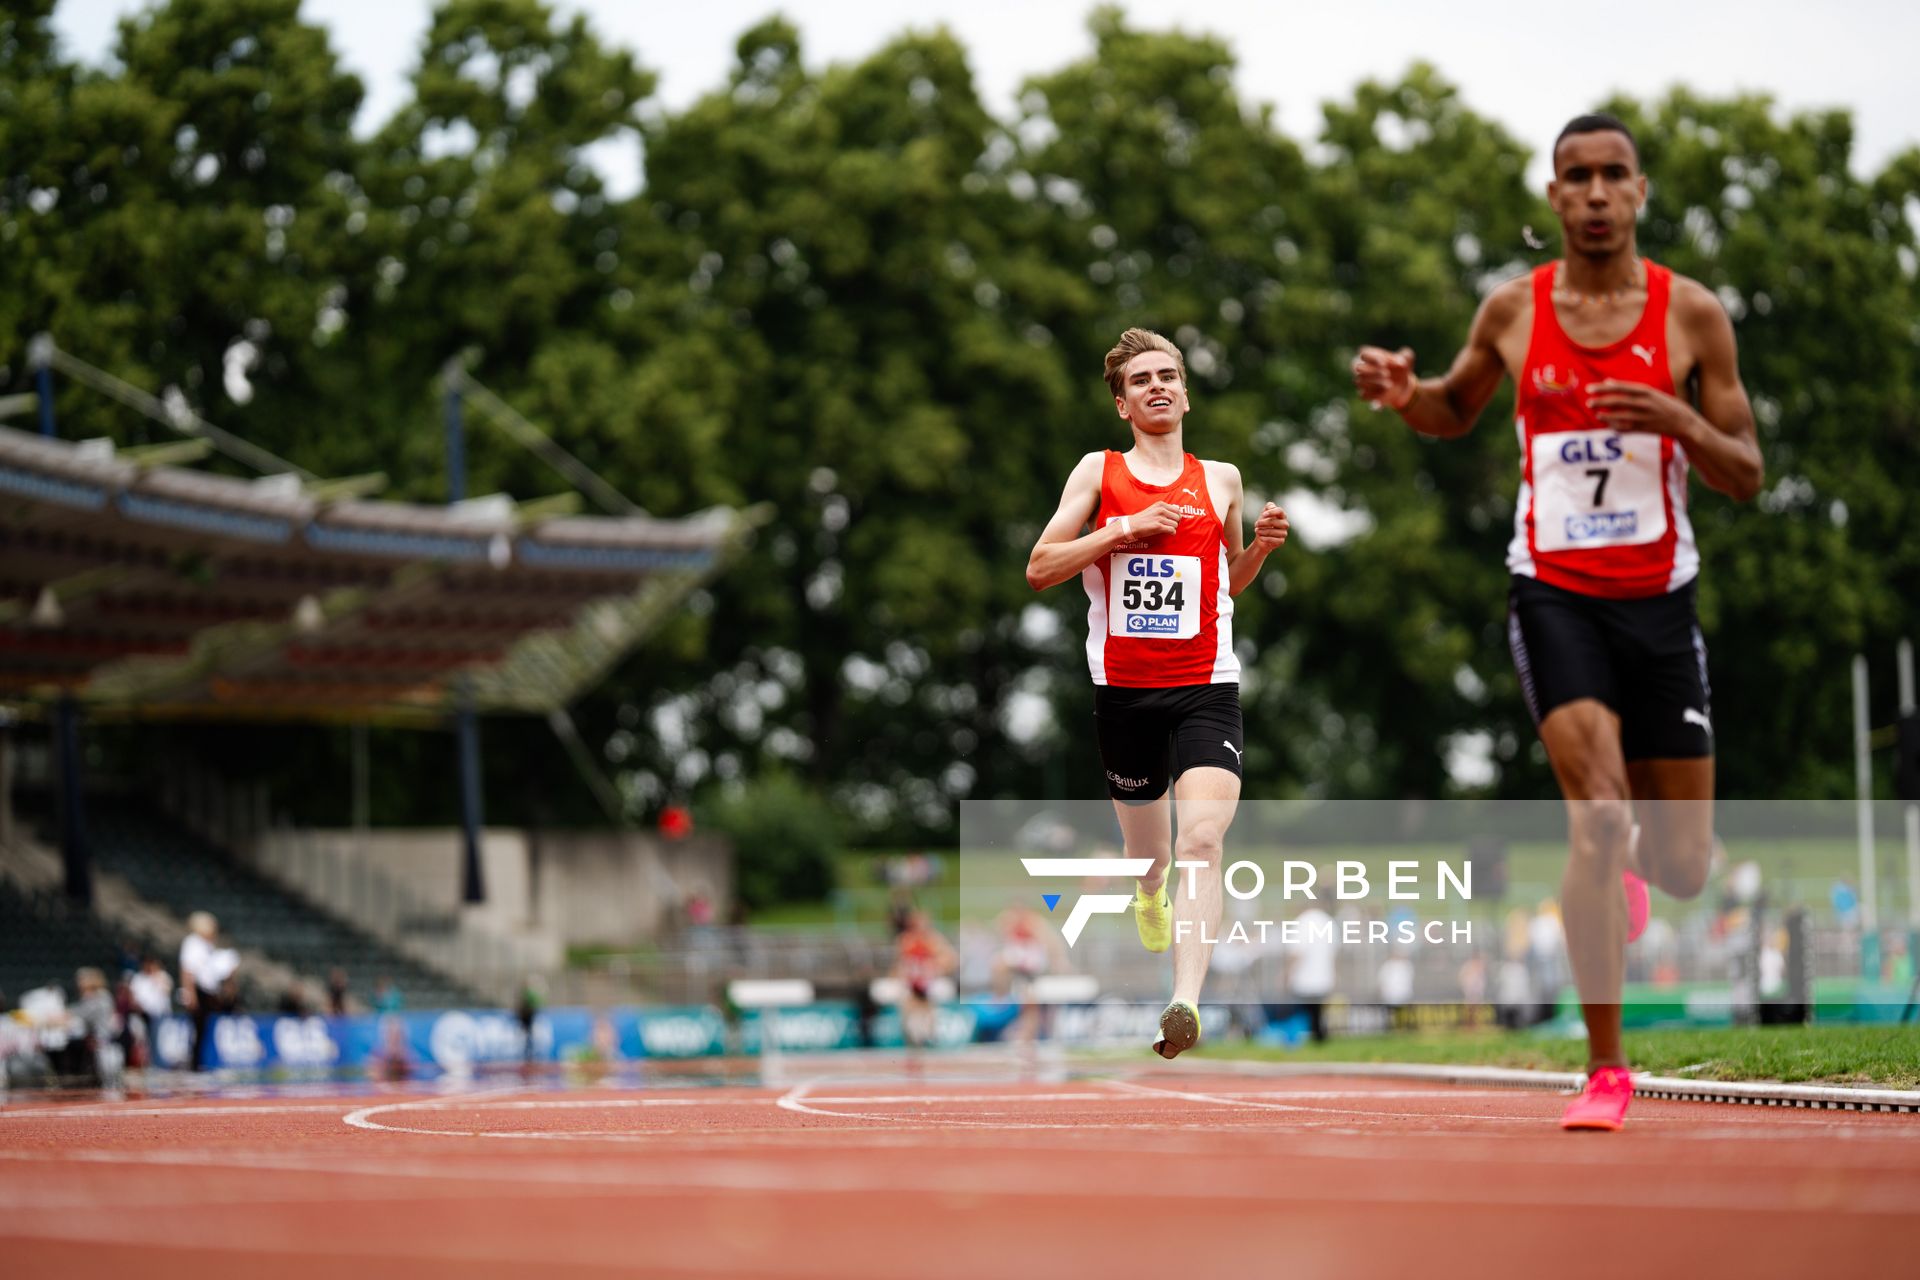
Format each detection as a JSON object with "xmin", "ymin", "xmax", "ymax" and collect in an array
[
  {"xmin": 1115, "ymin": 351, "xmax": 1189, "ymax": 433},
  {"xmin": 1548, "ymin": 131, "xmax": 1646, "ymax": 256}
]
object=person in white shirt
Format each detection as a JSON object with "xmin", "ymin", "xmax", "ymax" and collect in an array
[
  {"xmin": 1286, "ymin": 904, "xmax": 1337, "ymax": 1043},
  {"xmin": 178, "ymin": 913, "xmax": 237, "ymax": 1071},
  {"xmin": 128, "ymin": 955, "xmax": 173, "ymax": 1067}
]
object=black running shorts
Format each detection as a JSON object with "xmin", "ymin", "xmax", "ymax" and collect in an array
[
  {"xmin": 1507, "ymin": 574, "xmax": 1713, "ymax": 760},
  {"xmin": 1092, "ymin": 682, "xmax": 1244, "ymax": 804}
]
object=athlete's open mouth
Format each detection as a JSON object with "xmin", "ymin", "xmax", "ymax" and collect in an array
[
  {"xmin": 1147, "ymin": 397, "xmax": 1172, "ymax": 408},
  {"xmin": 1583, "ymin": 220, "xmax": 1610, "ymax": 237}
]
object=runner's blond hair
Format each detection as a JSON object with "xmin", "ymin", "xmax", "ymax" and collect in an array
[{"xmin": 1103, "ymin": 328, "xmax": 1186, "ymax": 398}]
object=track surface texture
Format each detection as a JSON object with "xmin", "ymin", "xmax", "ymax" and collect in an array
[{"xmin": 4, "ymin": 1056, "xmax": 1917, "ymax": 1279}]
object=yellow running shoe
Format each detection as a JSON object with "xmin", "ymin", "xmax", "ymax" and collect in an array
[
  {"xmin": 1134, "ymin": 879, "xmax": 1171, "ymax": 953},
  {"xmin": 1152, "ymin": 999, "xmax": 1200, "ymax": 1059}
]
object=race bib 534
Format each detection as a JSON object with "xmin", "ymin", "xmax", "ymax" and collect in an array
[{"xmin": 1108, "ymin": 552, "xmax": 1200, "ymax": 639}]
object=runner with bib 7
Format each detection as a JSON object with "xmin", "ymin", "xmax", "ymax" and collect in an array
[{"xmin": 1353, "ymin": 114, "xmax": 1763, "ymax": 1131}]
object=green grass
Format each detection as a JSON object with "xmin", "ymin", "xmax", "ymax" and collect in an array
[{"xmin": 1202, "ymin": 1023, "xmax": 1920, "ymax": 1088}]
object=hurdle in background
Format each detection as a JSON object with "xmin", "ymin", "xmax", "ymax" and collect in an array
[
  {"xmin": 868, "ymin": 975, "xmax": 1099, "ymax": 1006},
  {"xmin": 728, "ymin": 978, "xmax": 814, "ymax": 1084}
]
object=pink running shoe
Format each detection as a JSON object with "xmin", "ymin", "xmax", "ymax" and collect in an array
[
  {"xmin": 1560, "ymin": 1066, "xmax": 1633, "ymax": 1131},
  {"xmin": 1623, "ymin": 870, "xmax": 1651, "ymax": 944}
]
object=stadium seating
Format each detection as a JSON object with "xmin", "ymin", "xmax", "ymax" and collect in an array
[
  {"xmin": 75, "ymin": 797, "xmax": 485, "ymax": 1010},
  {"xmin": 0, "ymin": 877, "xmax": 156, "ymax": 1007}
]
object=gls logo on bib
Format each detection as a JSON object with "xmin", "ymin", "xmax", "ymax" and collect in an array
[{"xmin": 1111, "ymin": 553, "xmax": 1200, "ymax": 639}]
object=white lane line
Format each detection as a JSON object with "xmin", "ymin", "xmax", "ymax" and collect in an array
[
  {"xmin": 340, "ymin": 1085, "xmax": 526, "ymax": 1135},
  {"xmin": 1104, "ymin": 1076, "xmax": 1544, "ymax": 1125},
  {"xmin": 1200, "ymin": 1089, "xmax": 1522, "ymax": 1101},
  {"xmin": 795, "ymin": 1091, "xmax": 1124, "ymax": 1105},
  {"xmin": 775, "ymin": 1078, "xmax": 1119, "ymax": 1129},
  {"xmin": 1, "ymin": 1103, "xmax": 363, "ymax": 1120}
]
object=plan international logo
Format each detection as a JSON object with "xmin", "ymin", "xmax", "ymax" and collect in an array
[{"xmin": 1022, "ymin": 856, "xmax": 1476, "ymax": 948}]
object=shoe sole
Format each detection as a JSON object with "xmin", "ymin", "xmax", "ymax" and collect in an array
[
  {"xmin": 1154, "ymin": 1003, "xmax": 1200, "ymax": 1059},
  {"xmin": 1137, "ymin": 917, "xmax": 1170, "ymax": 954},
  {"xmin": 1560, "ymin": 1115, "xmax": 1625, "ymax": 1132}
]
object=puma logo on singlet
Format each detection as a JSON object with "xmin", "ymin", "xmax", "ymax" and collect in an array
[
  {"xmin": 1222, "ymin": 740, "xmax": 1243, "ymax": 764},
  {"xmin": 1179, "ymin": 487, "xmax": 1200, "ymax": 498},
  {"xmin": 1631, "ymin": 343, "xmax": 1657, "ymax": 367},
  {"xmin": 1683, "ymin": 707, "xmax": 1712, "ymax": 735}
]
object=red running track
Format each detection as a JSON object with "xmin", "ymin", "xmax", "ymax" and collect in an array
[{"xmin": 3, "ymin": 1063, "xmax": 1917, "ymax": 1279}]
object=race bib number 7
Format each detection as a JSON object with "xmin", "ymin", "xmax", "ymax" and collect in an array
[
  {"xmin": 1109, "ymin": 553, "xmax": 1201, "ymax": 639},
  {"xmin": 1531, "ymin": 429, "xmax": 1668, "ymax": 553}
]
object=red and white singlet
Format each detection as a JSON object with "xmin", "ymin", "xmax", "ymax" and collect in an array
[
  {"xmin": 1507, "ymin": 259, "xmax": 1698, "ymax": 599},
  {"xmin": 1081, "ymin": 450, "xmax": 1237, "ymax": 687},
  {"xmin": 897, "ymin": 933, "xmax": 941, "ymax": 986}
]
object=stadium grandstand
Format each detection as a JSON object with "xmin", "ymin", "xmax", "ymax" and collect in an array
[{"xmin": 0, "ymin": 337, "xmax": 751, "ymax": 1075}]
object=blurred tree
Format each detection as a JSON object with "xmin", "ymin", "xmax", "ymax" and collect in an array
[
  {"xmin": 319, "ymin": 0, "xmax": 657, "ymax": 497},
  {"xmin": 1, "ymin": 0, "xmax": 366, "ymax": 456},
  {"xmin": 6, "ymin": 5, "xmax": 1915, "ymax": 841},
  {"xmin": 701, "ymin": 771, "xmax": 841, "ymax": 909},
  {"xmin": 617, "ymin": 18, "xmax": 1088, "ymax": 836},
  {"xmin": 1288, "ymin": 64, "xmax": 1551, "ymax": 799}
]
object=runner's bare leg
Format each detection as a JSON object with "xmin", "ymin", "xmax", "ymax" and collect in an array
[
  {"xmin": 1111, "ymin": 793, "xmax": 1172, "ymax": 896},
  {"xmin": 1169, "ymin": 765, "xmax": 1241, "ymax": 1008},
  {"xmin": 1539, "ymin": 700, "xmax": 1633, "ymax": 1070}
]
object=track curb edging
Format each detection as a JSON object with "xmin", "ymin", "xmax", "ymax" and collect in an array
[{"xmin": 1200, "ymin": 1058, "xmax": 1920, "ymax": 1113}]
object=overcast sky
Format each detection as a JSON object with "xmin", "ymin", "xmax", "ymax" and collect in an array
[{"xmin": 53, "ymin": 1, "xmax": 1920, "ymax": 199}]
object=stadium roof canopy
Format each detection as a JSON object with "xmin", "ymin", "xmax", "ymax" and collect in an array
[{"xmin": 0, "ymin": 425, "xmax": 748, "ymax": 724}]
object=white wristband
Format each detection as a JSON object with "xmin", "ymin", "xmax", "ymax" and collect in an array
[{"xmin": 1120, "ymin": 515, "xmax": 1133, "ymax": 539}]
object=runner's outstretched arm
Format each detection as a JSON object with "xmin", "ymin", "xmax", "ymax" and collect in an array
[{"xmin": 1353, "ymin": 280, "xmax": 1523, "ymax": 438}]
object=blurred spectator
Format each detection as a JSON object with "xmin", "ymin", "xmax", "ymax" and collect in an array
[
  {"xmin": 881, "ymin": 853, "xmax": 941, "ymax": 891},
  {"xmin": 376, "ymin": 1007, "xmax": 411, "ymax": 1081},
  {"xmin": 887, "ymin": 888, "xmax": 915, "ymax": 939},
  {"xmin": 1883, "ymin": 932, "xmax": 1913, "ymax": 988},
  {"xmin": 1456, "ymin": 951, "xmax": 1488, "ymax": 1027},
  {"xmin": 1527, "ymin": 902, "xmax": 1565, "ymax": 1021},
  {"xmin": 326, "ymin": 968, "xmax": 351, "ymax": 1017},
  {"xmin": 112, "ymin": 970, "xmax": 138, "ymax": 1067},
  {"xmin": 179, "ymin": 912, "xmax": 239, "ymax": 1072},
  {"xmin": 373, "ymin": 976, "xmax": 404, "ymax": 1015},
  {"xmin": 11, "ymin": 983, "xmax": 75, "ymax": 1083},
  {"xmin": 1286, "ymin": 902, "xmax": 1336, "ymax": 1043},
  {"xmin": 129, "ymin": 956, "xmax": 173, "ymax": 1067},
  {"xmin": 73, "ymin": 967, "xmax": 122, "ymax": 1087},
  {"xmin": 1760, "ymin": 927, "xmax": 1788, "ymax": 999},
  {"xmin": 684, "ymin": 887, "xmax": 714, "ymax": 928},
  {"xmin": 1, "ymin": 994, "xmax": 37, "ymax": 1086},
  {"xmin": 516, "ymin": 977, "xmax": 545, "ymax": 1067},
  {"xmin": 1377, "ymin": 950, "xmax": 1415, "ymax": 1029},
  {"xmin": 1495, "ymin": 955, "xmax": 1533, "ymax": 1030}
]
